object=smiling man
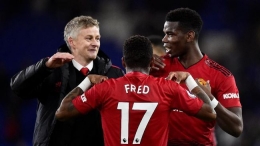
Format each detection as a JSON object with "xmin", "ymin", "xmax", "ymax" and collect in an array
[
  {"xmin": 150, "ymin": 8, "xmax": 243, "ymax": 146},
  {"xmin": 55, "ymin": 35, "xmax": 216, "ymax": 146},
  {"xmin": 10, "ymin": 16, "xmax": 124, "ymax": 146}
]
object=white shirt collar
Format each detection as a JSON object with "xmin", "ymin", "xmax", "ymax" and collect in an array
[{"xmin": 72, "ymin": 59, "xmax": 93, "ymax": 71}]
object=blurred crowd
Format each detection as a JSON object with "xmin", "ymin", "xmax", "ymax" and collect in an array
[{"xmin": 1, "ymin": 0, "xmax": 260, "ymax": 145}]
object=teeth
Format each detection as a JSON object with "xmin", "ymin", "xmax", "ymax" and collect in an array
[{"xmin": 166, "ymin": 49, "xmax": 170, "ymax": 53}]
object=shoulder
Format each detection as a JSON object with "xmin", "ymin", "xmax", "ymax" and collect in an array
[
  {"xmin": 203, "ymin": 57, "xmax": 238, "ymax": 90},
  {"xmin": 111, "ymin": 65, "xmax": 122, "ymax": 70},
  {"xmin": 204, "ymin": 57, "xmax": 233, "ymax": 77},
  {"xmin": 109, "ymin": 65, "xmax": 123, "ymax": 71},
  {"xmin": 149, "ymin": 76, "xmax": 178, "ymax": 87},
  {"xmin": 95, "ymin": 77, "xmax": 121, "ymax": 90},
  {"xmin": 106, "ymin": 65, "xmax": 125, "ymax": 78}
]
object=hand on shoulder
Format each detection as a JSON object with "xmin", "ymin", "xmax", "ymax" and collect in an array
[
  {"xmin": 165, "ymin": 71, "xmax": 190, "ymax": 83},
  {"xmin": 88, "ymin": 74, "xmax": 108, "ymax": 84},
  {"xmin": 151, "ymin": 54, "xmax": 165, "ymax": 70}
]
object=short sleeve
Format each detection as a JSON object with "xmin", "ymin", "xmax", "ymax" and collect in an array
[
  {"xmin": 166, "ymin": 81, "xmax": 203, "ymax": 115},
  {"xmin": 72, "ymin": 93, "xmax": 93, "ymax": 114},
  {"xmin": 216, "ymin": 76, "xmax": 241, "ymax": 108},
  {"xmin": 72, "ymin": 81, "xmax": 110, "ymax": 114}
]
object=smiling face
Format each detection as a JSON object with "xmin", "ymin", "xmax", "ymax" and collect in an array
[
  {"xmin": 162, "ymin": 21, "xmax": 189, "ymax": 58},
  {"xmin": 69, "ymin": 26, "xmax": 100, "ymax": 64}
]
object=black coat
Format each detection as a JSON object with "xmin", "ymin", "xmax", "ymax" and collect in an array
[{"xmin": 10, "ymin": 46, "xmax": 124, "ymax": 146}]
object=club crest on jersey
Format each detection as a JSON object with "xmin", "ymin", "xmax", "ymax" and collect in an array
[
  {"xmin": 186, "ymin": 90, "xmax": 197, "ymax": 98},
  {"xmin": 80, "ymin": 94, "xmax": 87, "ymax": 102}
]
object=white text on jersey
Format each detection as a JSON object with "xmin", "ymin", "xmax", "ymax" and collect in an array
[
  {"xmin": 81, "ymin": 94, "xmax": 87, "ymax": 102},
  {"xmin": 223, "ymin": 93, "xmax": 239, "ymax": 99},
  {"xmin": 124, "ymin": 84, "xmax": 149, "ymax": 94}
]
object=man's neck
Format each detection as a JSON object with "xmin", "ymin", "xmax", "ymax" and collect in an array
[
  {"xmin": 178, "ymin": 44, "xmax": 203, "ymax": 68},
  {"xmin": 125, "ymin": 67, "xmax": 150, "ymax": 75}
]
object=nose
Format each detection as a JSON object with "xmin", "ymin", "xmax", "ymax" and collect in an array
[
  {"xmin": 162, "ymin": 35, "xmax": 167, "ymax": 43},
  {"xmin": 91, "ymin": 39, "xmax": 100, "ymax": 47}
]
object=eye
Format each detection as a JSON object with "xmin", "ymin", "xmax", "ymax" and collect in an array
[
  {"xmin": 85, "ymin": 37, "xmax": 92, "ymax": 41},
  {"xmin": 96, "ymin": 37, "xmax": 100, "ymax": 41},
  {"xmin": 166, "ymin": 33, "xmax": 173, "ymax": 37}
]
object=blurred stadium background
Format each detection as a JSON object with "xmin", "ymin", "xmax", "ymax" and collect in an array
[{"xmin": 0, "ymin": 0, "xmax": 260, "ymax": 145}]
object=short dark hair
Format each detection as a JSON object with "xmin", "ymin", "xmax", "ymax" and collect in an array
[
  {"xmin": 123, "ymin": 35, "xmax": 153, "ymax": 68},
  {"xmin": 166, "ymin": 8, "xmax": 203, "ymax": 39}
]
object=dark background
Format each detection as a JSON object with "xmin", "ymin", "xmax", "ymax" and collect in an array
[{"xmin": 1, "ymin": 0, "xmax": 260, "ymax": 145}]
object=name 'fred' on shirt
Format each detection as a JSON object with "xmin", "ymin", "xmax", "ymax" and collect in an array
[{"xmin": 124, "ymin": 84, "xmax": 149, "ymax": 94}]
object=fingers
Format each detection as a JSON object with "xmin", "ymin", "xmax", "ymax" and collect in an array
[
  {"xmin": 151, "ymin": 66, "xmax": 160, "ymax": 70},
  {"xmin": 46, "ymin": 53, "xmax": 74, "ymax": 68},
  {"xmin": 103, "ymin": 76, "xmax": 108, "ymax": 80},
  {"xmin": 165, "ymin": 72, "xmax": 180, "ymax": 83},
  {"xmin": 153, "ymin": 55, "xmax": 165, "ymax": 69},
  {"xmin": 165, "ymin": 72, "xmax": 174, "ymax": 80},
  {"xmin": 51, "ymin": 52, "xmax": 74, "ymax": 61},
  {"xmin": 166, "ymin": 71, "xmax": 190, "ymax": 84},
  {"xmin": 100, "ymin": 76, "xmax": 108, "ymax": 82},
  {"xmin": 88, "ymin": 75, "xmax": 108, "ymax": 84},
  {"xmin": 94, "ymin": 77, "xmax": 107, "ymax": 84}
]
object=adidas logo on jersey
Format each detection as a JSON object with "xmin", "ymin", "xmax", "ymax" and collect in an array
[{"xmin": 223, "ymin": 93, "xmax": 239, "ymax": 99}]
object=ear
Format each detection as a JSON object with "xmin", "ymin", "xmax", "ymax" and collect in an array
[
  {"xmin": 186, "ymin": 31, "xmax": 195, "ymax": 42},
  {"xmin": 68, "ymin": 37, "xmax": 75, "ymax": 48},
  {"xmin": 121, "ymin": 57, "xmax": 126, "ymax": 68}
]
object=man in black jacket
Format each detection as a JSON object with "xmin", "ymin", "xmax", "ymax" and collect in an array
[{"xmin": 10, "ymin": 16, "xmax": 124, "ymax": 146}]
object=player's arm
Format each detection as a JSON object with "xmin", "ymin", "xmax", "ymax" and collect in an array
[
  {"xmin": 10, "ymin": 53, "xmax": 74, "ymax": 99},
  {"xmin": 190, "ymin": 85, "xmax": 217, "ymax": 121},
  {"xmin": 216, "ymin": 105, "xmax": 242, "ymax": 137},
  {"xmin": 166, "ymin": 72, "xmax": 216, "ymax": 121},
  {"xmin": 55, "ymin": 75, "xmax": 108, "ymax": 121},
  {"xmin": 55, "ymin": 87, "xmax": 83, "ymax": 121},
  {"xmin": 198, "ymin": 79, "xmax": 243, "ymax": 137}
]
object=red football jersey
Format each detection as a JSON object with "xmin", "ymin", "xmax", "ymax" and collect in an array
[
  {"xmin": 150, "ymin": 54, "xmax": 241, "ymax": 146},
  {"xmin": 72, "ymin": 72, "xmax": 203, "ymax": 146}
]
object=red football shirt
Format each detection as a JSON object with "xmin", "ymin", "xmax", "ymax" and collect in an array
[
  {"xmin": 150, "ymin": 54, "xmax": 241, "ymax": 146},
  {"xmin": 72, "ymin": 72, "xmax": 203, "ymax": 146}
]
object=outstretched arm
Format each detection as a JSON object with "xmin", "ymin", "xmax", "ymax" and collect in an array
[
  {"xmin": 55, "ymin": 75, "xmax": 108, "ymax": 121},
  {"xmin": 55, "ymin": 87, "xmax": 83, "ymax": 121}
]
